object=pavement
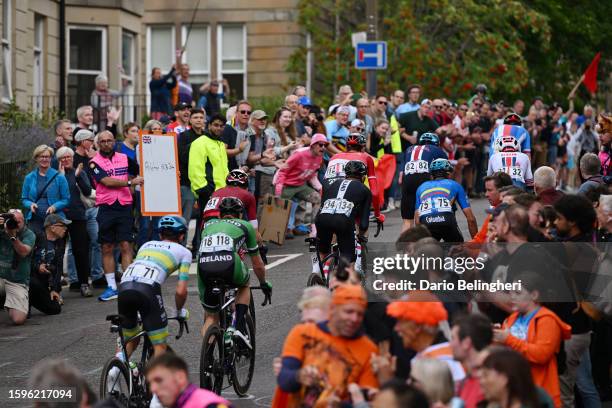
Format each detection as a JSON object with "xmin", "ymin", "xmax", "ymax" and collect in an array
[{"xmin": 0, "ymin": 197, "xmax": 607, "ymax": 407}]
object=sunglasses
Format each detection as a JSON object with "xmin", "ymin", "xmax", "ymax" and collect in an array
[
  {"xmin": 315, "ymin": 143, "xmax": 326, "ymax": 147},
  {"xmin": 378, "ymin": 101, "xmax": 388, "ymax": 105},
  {"xmin": 433, "ymin": 105, "xmax": 443, "ymax": 110},
  {"xmin": 355, "ymin": 127, "xmax": 364, "ymax": 131},
  {"xmin": 239, "ymin": 110, "xmax": 252, "ymax": 115},
  {"xmin": 474, "ymin": 103, "xmax": 482, "ymax": 107}
]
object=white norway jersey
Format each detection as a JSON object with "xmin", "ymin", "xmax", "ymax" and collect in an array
[{"xmin": 487, "ymin": 151, "xmax": 533, "ymax": 186}]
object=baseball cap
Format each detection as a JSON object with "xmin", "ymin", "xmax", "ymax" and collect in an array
[
  {"xmin": 74, "ymin": 129, "xmax": 95, "ymax": 142},
  {"xmin": 174, "ymin": 102, "xmax": 190, "ymax": 111},
  {"xmin": 44, "ymin": 214, "xmax": 72, "ymax": 228},
  {"xmin": 336, "ymin": 106, "xmax": 351, "ymax": 115},
  {"xmin": 298, "ymin": 96, "xmax": 312, "ymax": 107},
  {"xmin": 251, "ymin": 110, "xmax": 268, "ymax": 120},
  {"xmin": 310, "ymin": 133, "xmax": 329, "ymax": 145},
  {"xmin": 485, "ymin": 202, "xmax": 511, "ymax": 218},
  {"xmin": 420, "ymin": 98, "xmax": 431, "ymax": 106}
]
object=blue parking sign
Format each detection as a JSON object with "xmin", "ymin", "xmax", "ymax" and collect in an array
[{"xmin": 355, "ymin": 42, "xmax": 387, "ymax": 70}]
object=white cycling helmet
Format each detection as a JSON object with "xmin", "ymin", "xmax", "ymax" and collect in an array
[{"xmin": 495, "ymin": 136, "xmax": 520, "ymax": 152}]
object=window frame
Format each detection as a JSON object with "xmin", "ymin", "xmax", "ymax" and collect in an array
[
  {"xmin": 2, "ymin": 0, "xmax": 13, "ymax": 103},
  {"xmin": 32, "ymin": 14, "xmax": 44, "ymax": 111},
  {"xmin": 146, "ymin": 24, "xmax": 176, "ymax": 112},
  {"xmin": 217, "ymin": 24, "xmax": 247, "ymax": 98},
  {"xmin": 180, "ymin": 24, "xmax": 210, "ymax": 83},
  {"xmin": 67, "ymin": 25, "xmax": 107, "ymax": 77}
]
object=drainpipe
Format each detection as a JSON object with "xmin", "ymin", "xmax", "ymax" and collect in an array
[{"xmin": 59, "ymin": 0, "xmax": 66, "ymax": 115}]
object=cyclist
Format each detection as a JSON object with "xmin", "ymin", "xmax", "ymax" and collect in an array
[
  {"xmin": 414, "ymin": 159, "xmax": 478, "ymax": 242},
  {"xmin": 401, "ymin": 132, "xmax": 448, "ymax": 232},
  {"xmin": 114, "ymin": 215, "xmax": 190, "ymax": 360},
  {"xmin": 203, "ymin": 169, "xmax": 258, "ymax": 229},
  {"xmin": 197, "ymin": 197, "xmax": 272, "ymax": 345},
  {"xmin": 489, "ymin": 113, "xmax": 531, "ymax": 157},
  {"xmin": 324, "ymin": 133, "xmax": 384, "ymax": 224},
  {"xmin": 487, "ymin": 135, "xmax": 534, "ymax": 190},
  {"xmin": 315, "ymin": 160, "xmax": 372, "ymax": 266}
]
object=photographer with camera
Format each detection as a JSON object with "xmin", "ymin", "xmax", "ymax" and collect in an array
[
  {"xmin": 30, "ymin": 214, "xmax": 70, "ymax": 316},
  {"xmin": 0, "ymin": 209, "xmax": 36, "ymax": 325}
]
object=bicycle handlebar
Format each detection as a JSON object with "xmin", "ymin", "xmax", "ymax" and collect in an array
[
  {"xmin": 168, "ymin": 316, "xmax": 189, "ymax": 340},
  {"xmin": 250, "ymin": 285, "xmax": 272, "ymax": 306},
  {"xmin": 374, "ymin": 219, "xmax": 384, "ymax": 238}
]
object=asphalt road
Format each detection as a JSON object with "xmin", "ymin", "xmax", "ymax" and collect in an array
[{"xmin": 0, "ymin": 198, "xmax": 501, "ymax": 407}]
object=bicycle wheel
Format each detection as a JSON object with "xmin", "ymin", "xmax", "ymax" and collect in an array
[
  {"xmin": 231, "ymin": 314, "xmax": 256, "ymax": 396},
  {"xmin": 307, "ymin": 273, "xmax": 325, "ymax": 287},
  {"xmin": 100, "ymin": 357, "xmax": 132, "ymax": 406},
  {"xmin": 200, "ymin": 325, "xmax": 223, "ymax": 394},
  {"xmin": 359, "ymin": 244, "xmax": 367, "ymax": 286},
  {"xmin": 249, "ymin": 291, "xmax": 256, "ymax": 331}
]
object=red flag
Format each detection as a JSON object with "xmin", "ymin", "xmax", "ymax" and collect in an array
[{"xmin": 583, "ymin": 52, "xmax": 601, "ymax": 93}]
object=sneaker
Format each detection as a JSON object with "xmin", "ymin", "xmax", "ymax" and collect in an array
[
  {"xmin": 92, "ymin": 277, "xmax": 107, "ymax": 289},
  {"xmin": 295, "ymin": 224, "xmax": 310, "ymax": 234},
  {"xmin": 80, "ymin": 284, "xmax": 93, "ymax": 297},
  {"xmin": 232, "ymin": 328, "xmax": 252, "ymax": 350},
  {"xmin": 381, "ymin": 206, "xmax": 392, "ymax": 214},
  {"xmin": 285, "ymin": 229, "xmax": 294, "ymax": 239},
  {"xmin": 98, "ymin": 287, "xmax": 118, "ymax": 302},
  {"xmin": 69, "ymin": 282, "xmax": 81, "ymax": 292}
]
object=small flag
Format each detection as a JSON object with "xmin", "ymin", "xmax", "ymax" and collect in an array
[{"xmin": 583, "ymin": 52, "xmax": 601, "ymax": 93}]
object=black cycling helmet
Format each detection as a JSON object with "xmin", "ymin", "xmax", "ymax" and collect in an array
[
  {"xmin": 157, "ymin": 215, "xmax": 188, "ymax": 234},
  {"xmin": 219, "ymin": 197, "xmax": 244, "ymax": 218},
  {"xmin": 503, "ymin": 112, "xmax": 523, "ymax": 126},
  {"xmin": 226, "ymin": 169, "xmax": 249, "ymax": 188},
  {"xmin": 347, "ymin": 133, "xmax": 366, "ymax": 147},
  {"xmin": 418, "ymin": 132, "xmax": 440, "ymax": 146},
  {"xmin": 344, "ymin": 160, "xmax": 367, "ymax": 179}
]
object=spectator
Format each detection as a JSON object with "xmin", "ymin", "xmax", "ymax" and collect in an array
[
  {"xmin": 513, "ymin": 99, "xmax": 525, "ymax": 116},
  {"xmin": 468, "ymin": 172, "xmax": 512, "ymax": 244},
  {"xmin": 90, "ymin": 74, "xmax": 123, "ymax": 131},
  {"xmin": 368, "ymin": 118, "xmax": 392, "ymax": 158},
  {"xmin": 395, "ymin": 84, "xmax": 421, "ymax": 116},
  {"xmin": 478, "ymin": 348, "xmax": 541, "ymax": 408},
  {"xmin": 296, "ymin": 96, "xmax": 312, "ymax": 137},
  {"xmin": 56, "ymin": 147, "xmax": 93, "ymax": 297},
  {"xmin": 116, "ymin": 122, "xmax": 139, "ymax": 163},
  {"xmin": 144, "ymin": 353, "xmax": 231, "ymax": 408},
  {"xmin": 368, "ymin": 380, "xmax": 430, "ymax": 408},
  {"xmin": 597, "ymin": 113, "xmax": 611, "ymax": 176},
  {"xmin": 269, "ymin": 107, "xmax": 300, "ymax": 158},
  {"xmin": 297, "ymin": 285, "xmax": 331, "ymax": 323},
  {"xmin": 328, "ymin": 84, "xmax": 357, "ymax": 118},
  {"xmin": 197, "ymin": 79, "xmax": 229, "ymax": 118},
  {"xmin": 534, "ymin": 166, "xmax": 564, "ymax": 205},
  {"xmin": 274, "ymin": 134, "xmax": 327, "ymax": 237},
  {"xmin": 149, "ymin": 66, "xmax": 177, "ymax": 120},
  {"xmin": 398, "ymin": 99, "xmax": 439, "ymax": 152},
  {"xmin": 325, "ymin": 106, "xmax": 350, "ymax": 154},
  {"xmin": 0, "ymin": 210, "xmax": 35, "ymax": 325},
  {"xmin": 72, "ymin": 104, "xmax": 119, "ymax": 138},
  {"xmin": 70, "ymin": 129, "xmax": 105, "ymax": 290},
  {"xmin": 52, "ymin": 119, "xmax": 74, "ymax": 150},
  {"xmin": 578, "ymin": 152, "xmax": 604, "ymax": 194},
  {"xmin": 409, "ymin": 358, "xmax": 461, "ymax": 407},
  {"xmin": 30, "ymin": 214, "xmax": 70, "ymax": 316},
  {"xmin": 355, "ymin": 98, "xmax": 374, "ymax": 137},
  {"xmin": 495, "ymin": 272, "xmax": 571, "ymax": 407},
  {"xmin": 176, "ymin": 63, "xmax": 193, "ymax": 106},
  {"xmin": 89, "ymin": 131, "xmax": 143, "ymax": 302},
  {"xmin": 272, "ymin": 284, "xmax": 378, "ymax": 407},
  {"xmin": 468, "ymin": 83, "xmax": 488, "ymax": 105},
  {"xmin": 21, "ymin": 145, "xmax": 70, "ymax": 234},
  {"xmin": 166, "ymin": 102, "xmax": 191, "ymax": 135},
  {"xmin": 575, "ymin": 118, "xmax": 600, "ymax": 161},
  {"xmin": 28, "ymin": 358, "xmax": 97, "ymax": 408},
  {"xmin": 223, "ymin": 100, "xmax": 252, "ymax": 170},
  {"xmin": 388, "ymin": 89, "xmax": 405, "ymax": 116},
  {"xmin": 597, "ymin": 194, "xmax": 612, "ymax": 242},
  {"xmin": 144, "ymin": 119, "xmax": 163, "ymax": 133},
  {"xmin": 246, "ymin": 110, "xmax": 271, "ymax": 196},
  {"xmin": 291, "ymin": 85, "xmax": 307, "ymax": 98}
]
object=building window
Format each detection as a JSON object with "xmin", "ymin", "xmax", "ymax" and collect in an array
[
  {"xmin": 181, "ymin": 24, "xmax": 210, "ymax": 99},
  {"xmin": 67, "ymin": 26, "xmax": 107, "ymax": 115},
  {"xmin": 217, "ymin": 24, "xmax": 246, "ymax": 100},
  {"xmin": 146, "ymin": 25, "xmax": 175, "ymax": 111},
  {"xmin": 121, "ymin": 30, "xmax": 136, "ymax": 122},
  {"xmin": 1, "ymin": 0, "xmax": 12, "ymax": 103},
  {"xmin": 33, "ymin": 15, "xmax": 44, "ymax": 112}
]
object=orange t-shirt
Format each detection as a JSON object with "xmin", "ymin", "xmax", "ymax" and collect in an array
[{"xmin": 271, "ymin": 322, "xmax": 378, "ymax": 408}]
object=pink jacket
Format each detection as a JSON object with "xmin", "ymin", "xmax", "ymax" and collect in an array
[
  {"xmin": 274, "ymin": 147, "xmax": 322, "ymax": 196},
  {"xmin": 90, "ymin": 152, "xmax": 133, "ymax": 206},
  {"xmin": 176, "ymin": 384, "xmax": 230, "ymax": 408}
]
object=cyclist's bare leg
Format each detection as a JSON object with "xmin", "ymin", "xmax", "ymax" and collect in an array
[
  {"xmin": 202, "ymin": 312, "xmax": 220, "ymax": 338},
  {"xmin": 152, "ymin": 343, "xmax": 167, "ymax": 357}
]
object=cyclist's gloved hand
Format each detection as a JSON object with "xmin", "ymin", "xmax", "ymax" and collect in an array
[
  {"xmin": 259, "ymin": 244, "xmax": 269, "ymax": 265},
  {"xmin": 178, "ymin": 308, "xmax": 189, "ymax": 319},
  {"xmin": 260, "ymin": 281, "xmax": 272, "ymax": 306}
]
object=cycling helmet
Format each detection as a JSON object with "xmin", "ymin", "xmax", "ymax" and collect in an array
[
  {"xmin": 503, "ymin": 112, "xmax": 523, "ymax": 126},
  {"xmin": 344, "ymin": 160, "xmax": 367, "ymax": 179},
  {"xmin": 157, "ymin": 215, "xmax": 188, "ymax": 234},
  {"xmin": 226, "ymin": 169, "xmax": 249, "ymax": 188},
  {"xmin": 430, "ymin": 158, "xmax": 454, "ymax": 175},
  {"xmin": 346, "ymin": 133, "xmax": 366, "ymax": 147},
  {"xmin": 418, "ymin": 132, "xmax": 440, "ymax": 146},
  {"xmin": 495, "ymin": 136, "xmax": 520, "ymax": 152},
  {"xmin": 219, "ymin": 197, "xmax": 244, "ymax": 217}
]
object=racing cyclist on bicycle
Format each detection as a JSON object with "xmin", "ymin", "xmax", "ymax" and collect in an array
[
  {"xmin": 197, "ymin": 197, "xmax": 272, "ymax": 345},
  {"xmin": 489, "ymin": 112, "xmax": 531, "ymax": 158},
  {"xmin": 315, "ymin": 160, "xmax": 372, "ymax": 267},
  {"xmin": 415, "ymin": 159, "xmax": 478, "ymax": 242},
  {"xmin": 116, "ymin": 215, "xmax": 191, "ymax": 359},
  {"xmin": 323, "ymin": 133, "xmax": 384, "ymax": 224},
  {"xmin": 401, "ymin": 132, "xmax": 448, "ymax": 232},
  {"xmin": 487, "ymin": 135, "xmax": 533, "ymax": 190}
]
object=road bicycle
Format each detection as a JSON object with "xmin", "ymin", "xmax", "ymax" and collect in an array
[
  {"xmin": 100, "ymin": 313, "xmax": 188, "ymax": 407},
  {"xmin": 199, "ymin": 282, "xmax": 270, "ymax": 396}
]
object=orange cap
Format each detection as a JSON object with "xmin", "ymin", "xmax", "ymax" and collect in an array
[
  {"xmin": 386, "ymin": 291, "xmax": 447, "ymax": 326},
  {"xmin": 331, "ymin": 284, "xmax": 367, "ymax": 308}
]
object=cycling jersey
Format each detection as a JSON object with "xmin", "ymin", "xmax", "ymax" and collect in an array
[
  {"xmin": 121, "ymin": 241, "xmax": 192, "ymax": 286},
  {"xmin": 324, "ymin": 151, "xmax": 381, "ymax": 217},
  {"xmin": 197, "ymin": 218, "xmax": 258, "ymax": 310},
  {"xmin": 489, "ymin": 125, "xmax": 531, "ymax": 154},
  {"xmin": 202, "ymin": 186, "xmax": 257, "ymax": 225},
  {"xmin": 316, "ymin": 179, "xmax": 371, "ymax": 262},
  {"xmin": 487, "ymin": 151, "xmax": 534, "ymax": 189},
  {"xmin": 415, "ymin": 179, "xmax": 470, "ymax": 224}
]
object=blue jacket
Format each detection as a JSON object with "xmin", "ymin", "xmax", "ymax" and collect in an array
[
  {"xmin": 149, "ymin": 68, "xmax": 177, "ymax": 114},
  {"xmin": 21, "ymin": 167, "xmax": 70, "ymax": 221}
]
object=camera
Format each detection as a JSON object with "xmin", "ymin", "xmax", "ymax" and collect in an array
[{"xmin": 0, "ymin": 213, "xmax": 18, "ymax": 230}]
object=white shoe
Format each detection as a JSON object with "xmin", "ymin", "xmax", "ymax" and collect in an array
[{"xmin": 233, "ymin": 328, "xmax": 253, "ymax": 350}]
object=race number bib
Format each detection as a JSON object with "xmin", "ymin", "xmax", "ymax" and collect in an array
[
  {"xmin": 418, "ymin": 197, "xmax": 451, "ymax": 215},
  {"xmin": 122, "ymin": 263, "xmax": 164, "ymax": 285},
  {"xmin": 325, "ymin": 159, "xmax": 349, "ymax": 179},
  {"xmin": 504, "ymin": 166, "xmax": 524, "ymax": 182},
  {"xmin": 199, "ymin": 233, "xmax": 234, "ymax": 253},
  {"xmin": 204, "ymin": 197, "xmax": 220, "ymax": 212},
  {"xmin": 321, "ymin": 198, "xmax": 354, "ymax": 217},
  {"xmin": 405, "ymin": 160, "xmax": 429, "ymax": 175}
]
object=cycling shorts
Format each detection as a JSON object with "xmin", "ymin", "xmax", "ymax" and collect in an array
[
  {"xmin": 420, "ymin": 214, "xmax": 464, "ymax": 243},
  {"xmin": 197, "ymin": 251, "xmax": 250, "ymax": 311},
  {"xmin": 118, "ymin": 281, "xmax": 168, "ymax": 345},
  {"xmin": 315, "ymin": 214, "xmax": 357, "ymax": 263},
  {"xmin": 401, "ymin": 173, "xmax": 431, "ymax": 219}
]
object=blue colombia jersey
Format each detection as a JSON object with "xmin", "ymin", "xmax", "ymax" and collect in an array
[{"xmin": 415, "ymin": 178, "xmax": 470, "ymax": 223}]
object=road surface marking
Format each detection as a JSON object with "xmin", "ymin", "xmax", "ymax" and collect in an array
[{"xmin": 188, "ymin": 253, "xmax": 302, "ymax": 274}]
